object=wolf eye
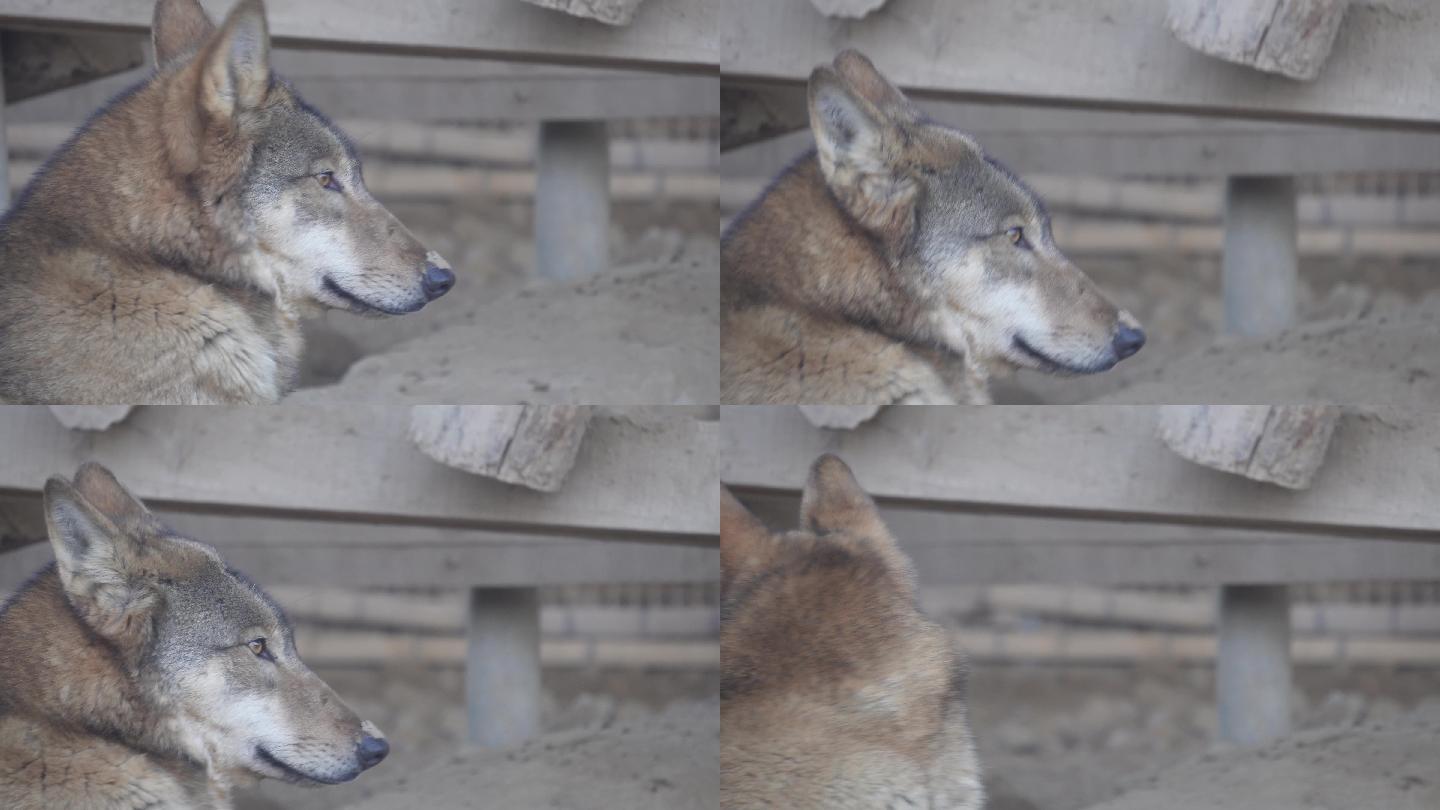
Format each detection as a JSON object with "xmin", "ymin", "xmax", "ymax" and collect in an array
[
  {"xmin": 315, "ymin": 172, "xmax": 340, "ymax": 192},
  {"xmin": 1006, "ymin": 226, "xmax": 1029, "ymax": 249},
  {"xmin": 247, "ymin": 638, "xmax": 270, "ymax": 658}
]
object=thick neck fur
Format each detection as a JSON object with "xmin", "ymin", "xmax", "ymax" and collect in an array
[
  {"xmin": 722, "ymin": 153, "xmax": 933, "ymax": 346},
  {"xmin": 1, "ymin": 61, "xmax": 273, "ymax": 301},
  {"xmin": 0, "ymin": 568, "xmax": 200, "ymax": 773}
]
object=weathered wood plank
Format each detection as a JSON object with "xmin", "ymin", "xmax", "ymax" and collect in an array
[
  {"xmin": 0, "ymin": 536, "xmax": 718, "ymax": 589},
  {"xmin": 0, "ymin": 406, "xmax": 717, "ymax": 540},
  {"xmin": 720, "ymin": 0, "xmax": 1440, "ymax": 129},
  {"xmin": 737, "ymin": 492, "xmax": 1440, "ymax": 585},
  {"xmin": 719, "ymin": 100, "xmax": 1440, "ymax": 174},
  {"xmin": 721, "ymin": 406, "xmax": 1440, "ymax": 539},
  {"xmin": 0, "ymin": 0, "xmax": 717, "ymax": 71},
  {"xmin": 1, "ymin": 30, "xmax": 143, "ymax": 102}
]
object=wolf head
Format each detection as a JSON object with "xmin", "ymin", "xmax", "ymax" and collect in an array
[
  {"xmin": 808, "ymin": 50, "xmax": 1143, "ymax": 377},
  {"xmin": 147, "ymin": 0, "xmax": 454, "ymax": 315},
  {"xmin": 42, "ymin": 462, "xmax": 389, "ymax": 786},
  {"xmin": 720, "ymin": 456, "xmax": 983, "ymax": 809}
]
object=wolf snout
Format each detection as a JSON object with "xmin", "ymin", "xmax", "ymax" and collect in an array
[
  {"xmin": 356, "ymin": 733, "xmax": 390, "ymax": 770},
  {"xmin": 1111, "ymin": 324, "xmax": 1146, "ymax": 360}
]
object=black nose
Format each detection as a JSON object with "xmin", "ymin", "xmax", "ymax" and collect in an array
[
  {"xmin": 1112, "ymin": 325, "xmax": 1146, "ymax": 360},
  {"xmin": 356, "ymin": 735, "xmax": 389, "ymax": 770},
  {"xmin": 422, "ymin": 262, "xmax": 455, "ymax": 301}
]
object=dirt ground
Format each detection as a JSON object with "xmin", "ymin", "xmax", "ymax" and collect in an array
[
  {"xmin": 970, "ymin": 664, "xmax": 1440, "ymax": 810},
  {"xmin": 289, "ymin": 198, "xmax": 719, "ymax": 404},
  {"xmin": 234, "ymin": 661, "xmax": 1436, "ymax": 810},
  {"xmin": 235, "ymin": 667, "xmax": 717, "ymax": 810},
  {"xmin": 1000, "ymin": 254, "xmax": 1440, "ymax": 404},
  {"xmin": 1083, "ymin": 706, "xmax": 1439, "ymax": 810}
]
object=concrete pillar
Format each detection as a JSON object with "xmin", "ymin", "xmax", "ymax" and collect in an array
[
  {"xmin": 535, "ymin": 120, "xmax": 610, "ymax": 281},
  {"xmin": 1222, "ymin": 176, "xmax": 1297, "ymax": 338},
  {"xmin": 1216, "ymin": 176, "xmax": 1298, "ymax": 746},
  {"xmin": 465, "ymin": 587, "xmax": 541, "ymax": 747},
  {"xmin": 0, "ymin": 42, "xmax": 10, "ymax": 211},
  {"xmin": 1216, "ymin": 585, "xmax": 1292, "ymax": 746}
]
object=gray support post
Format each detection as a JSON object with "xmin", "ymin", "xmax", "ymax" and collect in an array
[
  {"xmin": 465, "ymin": 587, "xmax": 541, "ymax": 747},
  {"xmin": 1216, "ymin": 585, "xmax": 1292, "ymax": 746},
  {"xmin": 1222, "ymin": 176, "xmax": 1297, "ymax": 337},
  {"xmin": 1216, "ymin": 175, "xmax": 1297, "ymax": 746},
  {"xmin": 535, "ymin": 120, "xmax": 610, "ymax": 281},
  {"xmin": 0, "ymin": 41, "xmax": 10, "ymax": 211}
]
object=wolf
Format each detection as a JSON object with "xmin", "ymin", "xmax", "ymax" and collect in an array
[
  {"xmin": 0, "ymin": 0, "xmax": 455, "ymax": 404},
  {"xmin": 721, "ymin": 50, "xmax": 1145, "ymax": 404},
  {"xmin": 720, "ymin": 455, "xmax": 984, "ymax": 809},
  {"xmin": 0, "ymin": 463, "xmax": 390, "ymax": 809}
]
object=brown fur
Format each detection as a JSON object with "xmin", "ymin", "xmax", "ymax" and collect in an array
[
  {"xmin": 722, "ymin": 50, "xmax": 1142, "ymax": 405},
  {"xmin": 0, "ymin": 463, "xmax": 386, "ymax": 809},
  {"xmin": 721, "ymin": 456, "xmax": 983, "ymax": 808},
  {"xmin": 0, "ymin": 0, "xmax": 449, "ymax": 404}
]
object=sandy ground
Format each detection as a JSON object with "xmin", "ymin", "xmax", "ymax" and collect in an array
[
  {"xmin": 234, "ymin": 667, "xmax": 717, "ymax": 810},
  {"xmin": 232, "ymin": 662, "xmax": 1437, "ymax": 810},
  {"xmin": 349, "ymin": 698, "xmax": 718, "ymax": 810},
  {"xmin": 293, "ymin": 235, "xmax": 718, "ymax": 405},
  {"xmin": 289, "ymin": 199, "xmax": 719, "ymax": 405},
  {"xmin": 966, "ymin": 664, "xmax": 1440, "ymax": 810},
  {"xmin": 1000, "ymin": 255, "xmax": 1440, "ymax": 404},
  {"xmin": 1083, "ymin": 701, "xmax": 1440, "ymax": 810}
]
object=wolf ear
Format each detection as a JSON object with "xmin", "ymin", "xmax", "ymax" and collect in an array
[
  {"xmin": 799, "ymin": 455, "xmax": 916, "ymax": 585},
  {"xmin": 153, "ymin": 0, "xmax": 216, "ymax": 68},
  {"xmin": 721, "ymin": 487, "xmax": 780, "ymax": 597},
  {"xmin": 72, "ymin": 462, "xmax": 153, "ymax": 530},
  {"xmin": 199, "ymin": 0, "xmax": 272, "ymax": 121},
  {"xmin": 831, "ymin": 50, "xmax": 920, "ymax": 122},
  {"xmin": 44, "ymin": 477, "xmax": 159, "ymax": 645},
  {"xmin": 808, "ymin": 66, "xmax": 919, "ymax": 244}
]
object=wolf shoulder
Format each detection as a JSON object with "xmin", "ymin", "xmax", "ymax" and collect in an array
[{"xmin": 0, "ymin": 715, "xmax": 214, "ymax": 810}]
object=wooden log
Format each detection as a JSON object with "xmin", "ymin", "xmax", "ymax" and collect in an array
[
  {"xmin": 809, "ymin": 0, "xmax": 888, "ymax": 19},
  {"xmin": 46, "ymin": 405, "xmax": 133, "ymax": 431},
  {"xmin": 409, "ymin": 406, "xmax": 591, "ymax": 493},
  {"xmin": 520, "ymin": 0, "xmax": 648, "ymax": 26},
  {"xmin": 1157, "ymin": 406, "xmax": 1341, "ymax": 490},
  {"xmin": 797, "ymin": 405, "xmax": 883, "ymax": 430},
  {"xmin": 1167, "ymin": 0, "xmax": 1351, "ymax": 81}
]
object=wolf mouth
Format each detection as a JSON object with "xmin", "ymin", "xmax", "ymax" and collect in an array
[
  {"xmin": 1012, "ymin": 334, "xmax": 1115, "ymax": 375},
  {"xmin": 323, "ymin": 276, "xmax": 423, "ymax": 316},
  {"xmin": 256, "ymin": 746, "xmax": 356, "ymax": 785}
]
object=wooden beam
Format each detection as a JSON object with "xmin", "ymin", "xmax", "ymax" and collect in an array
[
  {"xmin": 0, "ymin": 30, "xmax": 142, "ymax": 102},
  {"xmin": 0, "ymin": 0, "xmax": 717, "ymax": 72},
  {"xmin": 0, "ymin": 406, "xmax": 718, "ymax": 541},
  {"xmin": 6, "ymin": 58, "xmax": 719, "ymax": 122},
  {"xmin": 720, "ymin": 103, "xmax": 1440, "ymax": 175},
  {"xmin": 0, "ymin": 535, "xmax": 717, "ymax": 590},
  {"xmin": 720, "ymin": 0, "xmax": 1440, "ymax": 130},
  {"xmin": 738, "ymin": 493, "xmax": 1440, "ymax": 585},
  {"xmin": 721, "ymin": 406, "xmax": 1440, "ymax": 539}
]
